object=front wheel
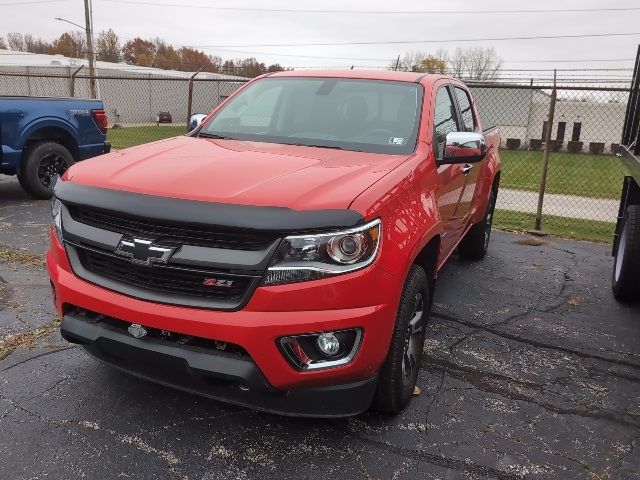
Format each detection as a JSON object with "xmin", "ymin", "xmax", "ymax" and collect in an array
[
  {"xmin": 373, "ymin": 264, "xmax": 431, "ymax": 414},
  {"xmin": 612, "ymin": 204, "xmax": 640, "ymax": 302}
]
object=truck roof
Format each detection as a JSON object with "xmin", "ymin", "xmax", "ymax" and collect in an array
[{"xmin": 265, "ymin": 69, "xmax": 445, "ymax": 83}]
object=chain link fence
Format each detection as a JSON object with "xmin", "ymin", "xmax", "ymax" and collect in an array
[
  {"xmin": 0, "ymin": 71, "xmax": 629, "ymax": 242},
  {"xmin": 470, "ymin": 82, "xmax": 628, "ymax": 242},
  {"xmin": 0, "ymin": 70, "xmax": 247, "ymax": 149}
]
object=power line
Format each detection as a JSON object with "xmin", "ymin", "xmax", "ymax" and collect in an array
[
  {"xmin": 0, "ymin": 0, "xmax": 67, "ymax": 4},
  {"xmin": 66, "ymin": 33, "xmax": 640, "ymax": 65},
  {"xmin": 501, "ymin": 58, "xmax": 635, "ymax": 64},
  {"xmin": 184, "ymin": 32, "xmax": 640, "ymax": 48},
  {"xmin": 1, "ymin": 39, "xmax": 635, "ymax": 68},
  {"xmin": 199, "ymin": 47, "xmax": 637, "ymax": 64},
  {"xmin": 1, "ymin": 42, "xmax": 636, "ymax": 67},
  {"xmin": 480, "ymin": 68, "xmax": 634, "ymax": 72},
  {"xmin": 1, "ymin": 49, "xmax": 635, "ymax": 70},
  {"xmin": 96, "ymin": 0, "xmax": 640, "ymax": 15}
]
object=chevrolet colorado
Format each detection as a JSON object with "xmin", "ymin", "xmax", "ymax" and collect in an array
[
  {"xmin": 0, "ymin": 96, "xmax": 110, "ymax": 198},
  {"xmin": 48, "ymin": 71, "xmax": 501, "ymax": 416}
]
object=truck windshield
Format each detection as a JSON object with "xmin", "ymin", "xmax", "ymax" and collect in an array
[{"xmin": 199, "ymin": 77, "xmax": 422, "ymax": 155}]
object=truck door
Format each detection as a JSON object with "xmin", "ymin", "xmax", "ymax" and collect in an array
[
  {"xmin": 452, "ymin": 86, "xmax": 482, "ymax": 224},
  {"xmin": 433, "ymin": 86, "xmax": 467, "ymax": 256}
]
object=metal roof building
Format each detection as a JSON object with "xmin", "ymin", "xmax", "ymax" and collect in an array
[{"xmin": 0, "ymin": 49, "xmax": 247, "ymax": 124}]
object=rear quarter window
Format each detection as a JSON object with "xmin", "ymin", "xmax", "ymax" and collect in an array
[{"xmin": 454, "ymin": 87, "xmax": 476, "ymax": 132}]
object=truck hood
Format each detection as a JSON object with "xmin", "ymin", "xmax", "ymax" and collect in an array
[{"xmin": 65, "ymin": 136, "xmax": 412, "ymax": 210}]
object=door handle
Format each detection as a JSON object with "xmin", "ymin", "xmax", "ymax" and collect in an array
[{"xmin": 462, "ymin": 164, "xmax": 473, "ymax": 175}]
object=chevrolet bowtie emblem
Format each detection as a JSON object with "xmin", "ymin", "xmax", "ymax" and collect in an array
[{"xmin": 115, "ymin": 237, "xmax": 176, "ymax": 266}]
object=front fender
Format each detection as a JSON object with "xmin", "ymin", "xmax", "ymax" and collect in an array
[{"xmin": 351, "ymin": 143, "xmax": 443, "ymax": 281}]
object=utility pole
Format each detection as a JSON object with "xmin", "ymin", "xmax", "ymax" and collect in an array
[{"xmin": 84, "ymin": 0, "xmax": 97, "ymax": 98}]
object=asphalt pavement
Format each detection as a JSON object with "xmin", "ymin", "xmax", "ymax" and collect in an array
[{"xmin": 0, "ymin": 176, "xmax": 638, "ymax": 480}]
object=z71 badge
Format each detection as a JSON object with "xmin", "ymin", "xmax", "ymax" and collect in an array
[{"xmin": 203, "ymin": 278, "xmax": 234, "ymax": 287}]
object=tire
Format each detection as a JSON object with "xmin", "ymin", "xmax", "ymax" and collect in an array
[
  {"xmin": 19, "ymin": 141, "xmax": 74, "ymax": 199},
  {"xmin": 374, "ymin": 264, "xmax": 431, "ymax": 414},
  {"xmin": 612, "ymin": 204, "xmax": 640, "ymax": 302},
  {"xmin": 17, "ymin": 172, "xmax": 29, "ymax": 191},
  {"xmin": 458, "ymin": 189, "xmax": 497, "ymax": 260}
]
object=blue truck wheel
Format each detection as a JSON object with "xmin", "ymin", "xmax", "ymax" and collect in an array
[{"xmin": 19, "ymin": 141, "xmax": 75, "ymax": 199}]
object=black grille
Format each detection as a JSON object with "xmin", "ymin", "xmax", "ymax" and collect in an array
[
  {"xmin": 68, "ymin": 205, "xmax": 277, "ymax": 251},
  {"xmin": 77, "ymin": 247, "xmax": 251, "ymax": 301}
]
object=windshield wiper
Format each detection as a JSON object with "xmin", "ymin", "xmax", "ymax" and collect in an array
[
  {"xmin": 198, "ymin": 132, "xmax": 237, "ymax": 140},
  {"xmin": 287, "ymin": 142, "xmax": 359, "ymax": 151}
]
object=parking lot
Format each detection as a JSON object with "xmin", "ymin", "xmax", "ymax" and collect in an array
[{"xmin": 0, "ymin": 175, "xmax": 638, "ymax": 479}]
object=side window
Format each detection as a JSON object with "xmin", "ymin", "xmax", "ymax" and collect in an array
[
  {"xmin": 454, "ymin": 87, "xmax": 476, "ymax": 132},
  {"xmin": 434, "ymin": 87, "xmax": 460, "ymax": 159}
]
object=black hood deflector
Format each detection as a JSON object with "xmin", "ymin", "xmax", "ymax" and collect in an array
[{"xmin": 54, "ymin": 181, "xmax": 364, "ymax": 233}]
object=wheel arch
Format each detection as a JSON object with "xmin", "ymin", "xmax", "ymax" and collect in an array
[
  {"xmin": 20, "ymin": 120, "xmax": 80, "ymax": 167},
  {"xmin": 413, "ymin": 235, "xmax": 441, "ymax": 280},
  {"xmin": 492, "ymin": 169, "xmax": 501, "ymax": 193}
]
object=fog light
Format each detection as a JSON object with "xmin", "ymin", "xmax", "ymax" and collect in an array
[
  {"xmin": 279, "ymin": 329, "xmax": 362, "ymax": 370},
  {"xmin": 316, "ymin": 333, "xmax": 340, "ymax": 356}
]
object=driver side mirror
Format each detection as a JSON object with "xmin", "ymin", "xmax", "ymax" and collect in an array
[
  {"xmin": 439, "ymin": 132, "xmax": 487, "ymax": 165},
  {"xmin": 188, "ymin": 113, "xmax": 208, "ymax": 132}
]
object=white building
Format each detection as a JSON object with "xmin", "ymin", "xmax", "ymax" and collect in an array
[{"xmin": 470, "ymin": 86, "xmax": 627, "ymax": 153}]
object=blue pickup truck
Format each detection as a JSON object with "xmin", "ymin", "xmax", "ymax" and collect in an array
[{"xmin": 0, "ymin": 96, "xmax": 110, "ymax": 198}]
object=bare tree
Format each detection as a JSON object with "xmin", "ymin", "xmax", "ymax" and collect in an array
[
  {"xmin": 0, "ymin": 37, "xmax": 6, "ymax": 50},
  {"xmin": 465, "ymin": 47, "xmax": 502, "ymax": 80},
  {"xmin": 7, "ymin": 32, "xmax": 25, "ymax": 51},
  {"xmin": 24, "ymin": 34, "xmax": 52, "ymax": 54},
  {"xmin": 392, "ymin": 51, "xmax": 428, "ymax": 71},
  {"xmin": 448, "ymin": 47, "xmax": 502, "ymax": 80},
  {"xmin": 96, "ymin": 29, "xmax": 121, "ymax": 63},
  {"xmin": 449, "ymin": 48, "xmax": 466, "ymax": 77}
]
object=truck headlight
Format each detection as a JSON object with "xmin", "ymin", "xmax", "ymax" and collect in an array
[
  {"xmin": 261, "ymin": 219, "xmax": 381, "ymax": 286},
  {"xmin": 51, "ymin": 197, "xmax": 63, "ymax": 243}
]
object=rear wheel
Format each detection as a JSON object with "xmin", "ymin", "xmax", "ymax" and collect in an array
[
  {"xmin": 374, "ymin": 264, "xmax": 430, "ymax": 414},
  {"xmin": 458, "ymin": 189, "xmax": 497, "ymax": 260},
  {"xmin": 612, "ymin": 205, "xmax": 640, "ymax": 302},
  {"xmin": 19, "ymin": 141, "xmax": 74, "ymax": 199}
]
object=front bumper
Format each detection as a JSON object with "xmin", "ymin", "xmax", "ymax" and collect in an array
[
  {"xmin": 61, "ymin": 312, "xmax": 378, "ymax": 417},
  {"xmin": 48, "ymin": 232, "xmax": 402, "ymax": 415}
]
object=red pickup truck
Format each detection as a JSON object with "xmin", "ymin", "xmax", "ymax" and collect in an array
[{"xmin": 48, "ymin": 71, "xmax": 500, "ymax": 417}]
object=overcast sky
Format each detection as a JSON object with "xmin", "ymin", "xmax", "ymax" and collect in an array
[{"xmin": 2, "ymin": 0, "xmax": 639, "ymax": 75}]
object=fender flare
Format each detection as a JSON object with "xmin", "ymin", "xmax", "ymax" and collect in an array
[{"xmin": 18, "ymin": 117, "xmax": 79, "ymax": 152}]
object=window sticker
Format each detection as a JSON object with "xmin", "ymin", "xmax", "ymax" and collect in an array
[{"xmin": 389, "ymin": 137, "xmax": 404, "ymax": 145}]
